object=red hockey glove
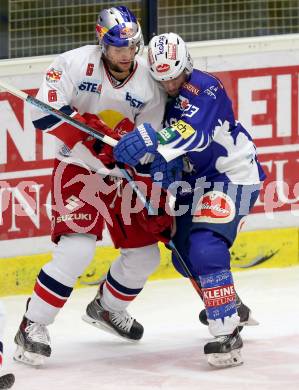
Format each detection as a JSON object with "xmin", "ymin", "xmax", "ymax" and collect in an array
[
  {"xmin": 136, "ymin": 188, "xmax": 174, "ymax": 243},
  {"xmin": 82, "ymin": 113, "xmax": 120, "ymax": 168},
  {"xmin": 137, "ymin": 208, "xmax": 174, "ymax": 244},
  {"xmin": 82, "ymin": 113, "xmax": 135, "ymax": 168},
  {"xmin": 82, "ymin": 113, "xmax": 117, "ymax": 138}
]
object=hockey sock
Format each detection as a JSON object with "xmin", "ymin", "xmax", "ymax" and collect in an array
[{"xmin": 200, "ymin": 269, "xmax": 239, "ymax": 336}]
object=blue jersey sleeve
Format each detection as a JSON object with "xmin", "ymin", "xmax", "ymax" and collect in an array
[{"xmin": 157, "ymin": 78, "xmax": 235, "ymax": 161}]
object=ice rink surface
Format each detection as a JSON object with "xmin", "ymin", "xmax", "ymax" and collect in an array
[{"xmin": 1, "ymin": 266, "xmax": 299, "ymax": 390}]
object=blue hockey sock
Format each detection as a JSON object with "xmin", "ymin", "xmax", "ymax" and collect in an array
[{"xmin": 199, "ymin": 269, "xmax": 237, "ymax": 321}]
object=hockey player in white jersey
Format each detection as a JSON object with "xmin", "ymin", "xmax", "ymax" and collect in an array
[
  {"xmin": 0, "ymin": 303, "xmax": 15, "ymax": 389},
  {"xmin": 14, "ymin": 6, "xmax": 171, "ymax": 366}
]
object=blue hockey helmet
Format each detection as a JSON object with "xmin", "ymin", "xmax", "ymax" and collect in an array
[{"xmin": 96, "ymin": 6, "xmax": 144, "ymax": 54}]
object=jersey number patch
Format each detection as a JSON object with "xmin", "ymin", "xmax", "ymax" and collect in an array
[{"xmin": 48, "ymin": 90, "xmax": 57, "ymax": 102}]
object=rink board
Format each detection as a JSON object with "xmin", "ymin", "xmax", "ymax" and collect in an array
[
  {"xmin": 0, "ymin": 227, "xmax": 298, "ymax": 297},
  {"xmin": 1, "ymin": 35, "xmax": 299, "ymax": 258},
  {"xmin": 1, "ymin": 35, "xmax": 299, "ymax": 296}
]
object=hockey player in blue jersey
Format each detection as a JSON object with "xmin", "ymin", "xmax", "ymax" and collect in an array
[{"xmin": 113, "ymin": 33, "xmax": 266, "ymax": 368}]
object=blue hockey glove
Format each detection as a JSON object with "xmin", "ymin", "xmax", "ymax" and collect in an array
[
  {"xmin": 150, "ymin": 153, "xmax": 183, "ymax": 189},
  {"xmin": 113, "ymin": 123, "xmax": 158, "ymax": 166}
]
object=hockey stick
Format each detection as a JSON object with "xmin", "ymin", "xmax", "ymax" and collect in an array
[
  {"xmin": 0, "ymin": 79, "xmax": 203, "ymax": 298},
  {"xmin": 0, "ymin": 80, "xmax": 118, "ymax": 147},
  {"xmin": 168, "ymin": 242, "xmax": 203, "ymax": 298},
  {"xmin": 0, "ymin": 79, "xmax": 154, "ymax": 213}
]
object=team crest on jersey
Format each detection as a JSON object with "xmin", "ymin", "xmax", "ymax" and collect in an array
[
  {"xmin": 46, "ymin": 68, "xmax": 62, "ymax": 83},
  {"xmin": 180, "ymin": 97, "xmax": 189, "ymax": 110},
  {"xmin": 193, "ymin": 191, "xmax": 236, "ymax": 224},
  {"xmin": 174, "ymin": 95, "xmax": 189, "ymax": 111}
]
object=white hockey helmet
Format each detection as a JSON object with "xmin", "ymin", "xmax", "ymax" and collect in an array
[{"xmin": 148, "ymin": 33, "xmax": 193, "ymax": 81}]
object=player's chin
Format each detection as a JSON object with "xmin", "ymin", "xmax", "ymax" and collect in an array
[{"xmin": 167, "ymin": 90, "xmax": 179, "ymax": 97}]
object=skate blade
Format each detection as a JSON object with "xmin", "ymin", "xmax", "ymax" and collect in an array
[
  {"xmin": 0, "ymin": 373, "xmax": 15, "ymax": 389},
  {"xmin": 82, "ymin": 314, "xmax": 139, "ymax": 343},
  {"xmin": 207, "ymin": 349, "xmax": 243, "ymax": 368},
  {"xmin": 240, "ymin": 311, "xmax": 259, "ymax": 326},
  {"xmin": 14, "ymin": 345, "xmax": 46, "ymax": 367}
]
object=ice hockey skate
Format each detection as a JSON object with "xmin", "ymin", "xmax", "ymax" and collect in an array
[
  {"xmin": 82, "ymin": 292, "xmax": 144, "ymax": 341},
  {"xmin": 199, "ymin": 294, "xmax": 259, "ymax": 331},
  {"xmin": 204, "ymin": 327, "xmax": 243, "ymax": 368},
  {"xmin": 0, "ymin": 373, "xmax": 15, "ymax": 389},
  {"xmin": 14, "ymin": 316, "xmax": 51, "ymax": 366}
]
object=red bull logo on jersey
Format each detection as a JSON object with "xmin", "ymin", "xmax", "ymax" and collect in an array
[{"xmin": 46, "ymin": 68, "xmax": 62, "ymax": 83}]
